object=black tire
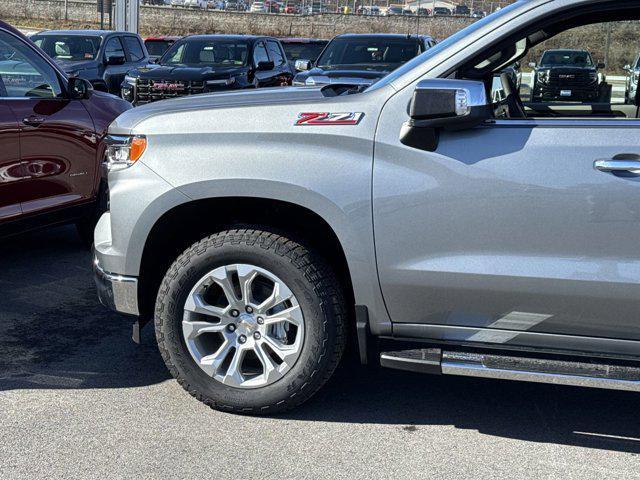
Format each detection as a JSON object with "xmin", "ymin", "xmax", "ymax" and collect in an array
[{"xmin": 155, "ymin": 228, "xmax": 347, "ymax": 415}]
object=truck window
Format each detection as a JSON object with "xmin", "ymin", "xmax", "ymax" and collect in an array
[
  {"xmin": 266, "ymin": 40, "xmax": 285, "ymax": 66},
  {"xmin": 123, "ymin": 36, "xmax": 145, "ymax": 62},
  {"xmin": 0, "ymin": 31, "xmax": 61, "ymax": 98}
]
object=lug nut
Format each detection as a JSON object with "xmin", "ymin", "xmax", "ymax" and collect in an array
[
  {"xmin": 253, "ymin": 332, "xmax": 261, "ymax": 340},
  {"xmin": 257, "ymin": 317, "xmax": 264, "ymax": 325},
  {"xmin": 227, "ymin": 324, "xmax": 236, "ymax": 332},
  {"xmin": 245, "ymin": 306, "xmax": 254, "ymax": 313},
  {"xmin": 238, "ymin": 335, "xmax": 247, "ymax": 344},
  {"xmin": 230, "ymin": 309, "xmax": 239, "ymax": 317}
]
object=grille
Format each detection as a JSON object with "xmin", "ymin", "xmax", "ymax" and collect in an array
[
  {"xmin": 134, "ymin": 79, "xmax": 206, "ymax": 104},
  {"xmin": 547, "ymin": 70, "xmax": 595, "ymax": 88}
]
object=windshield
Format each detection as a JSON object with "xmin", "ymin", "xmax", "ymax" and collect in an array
[
  {"xmin": 540, "ymin": 50, "xmax": 594, "ymax": 67},
  {"xmin": 31, "ymin": 35, "xmax": 102, "ymax": 62},
  {"xmin": 281, "ymin": 42, "xmax": 326, "ymax": 62},
  {"xmin": 316, "ymin": 37, "xmax": 422, "ymax": 71},
  {"xmin": 161, "ymin": 39, "xmax": 249, "ymax": 67},
  {"xmin": 145, "ymin": 39, "xmax": 175, "ymax": 58}
]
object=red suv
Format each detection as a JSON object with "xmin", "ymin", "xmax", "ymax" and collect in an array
[{"xmin": 0, "ymin": 21, "xmax": 131, "ymax": 242}]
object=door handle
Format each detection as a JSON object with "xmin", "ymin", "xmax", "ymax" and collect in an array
[
  {"xmin": 22, "ymin": 116, "xmax": 46, "ymax": 126},
  {"xmin": 594, "ymin": 155, "xmax": 640, "ymax": 174}
]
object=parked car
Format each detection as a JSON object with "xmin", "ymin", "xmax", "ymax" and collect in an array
[
  {"xmin": 170, "ymin": 0, "xmax": 185, "ymax": 6},
  {"xmin": 357, "ymin": 5, "xmax": 380, "ymax": 15},
  {"xmin": 279, "ymin": 37, "xmax": 328, "ymax": 71},
  {"xmin": 624, "ymin": 55, "xmax": 640, "ymax": 104},
  {"xmin": 530, "ymin": 49, "xmax": 604, "ymax": 102},
  {"xmin": 432, "ymin": 6, "xmax": 451, "ymax": 16},
  {"xmin": 183, "ymin": 0, "xmax": 208, "ymax": 7},
  {"xmin": 471, "ymin": 10, "xmax": 486, "ymax": 18},
  {"xmin": 224, "ymin": 0, "xmax": 245, "ymax": 10},
  {"xmin": 144, "ymin": 36, "xmax": 181, "ymax": 63},
  {"xmin": 385, "ymin": 6, "xmax": 405, "ymax": 16},
  {"xmin": 121, "ymin": 35, "xmax": 293, "ymax": 104},
  {"xmin": 0, "ymin": 21, "xmax": 130, "ymax": 241},
  {"xmin": 454, "ymin": 4, "xmax": 471, "ymax": 16},
  {"xmin": 250, "ymin": 1, "xmax": 266, "ymax": 12},
  {"xmin": 31, "ymin": 30, "xmax": 149, "ymax": 95},
  {"xmin": 293, "ymin": 34, "xmax": 436, "ymax": 87}
]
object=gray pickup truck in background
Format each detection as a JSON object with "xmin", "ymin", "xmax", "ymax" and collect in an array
[{"xmin": 94, "ymin": 0, "xmax": 640, "ymax": 414}]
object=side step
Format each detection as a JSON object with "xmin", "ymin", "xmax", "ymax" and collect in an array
[{"xmin": 380, "ymin": 349, "xmax": 640, "ymax": 392}]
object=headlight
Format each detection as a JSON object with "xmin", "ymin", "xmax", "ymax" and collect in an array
[
  {"xmin": 206, "ymin": 77, "xmax": 235, "ymax": 86},
  {"xmin": 104, "ymin": 135, "xmax": 147, "ymax": 172},
  {"xmin": 589, "ymin": 71, "xmax": 598, "ymax": 81},
  {"xmin": 633, "ymin": 72, "xmax": 639, "ymax": 84},
  {"xmin": 536, "ymin": 70, "xmax": 549, "ymax": 83},
  {"xmin": 124, "ymin": 75, "xmax": 138, "ymax": 85}
]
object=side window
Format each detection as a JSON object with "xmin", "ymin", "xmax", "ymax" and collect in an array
[
  {"xmin": 104, "ymin": 36, "xmax": 125, "ymax": 61},
  {"xmin": 0, "ymin": 30, "xmax": 61, "ymax": 98},
  {"xmin": 266, "ymin": 41, "xmax": 285, "ymax": 66},
  {"xmin": 253, "ymin": 42, "xmax": 269, "ymax": 66},
  {"xmin": 123, "ymin": 36, "xmax": 145, "ymax": 62}
]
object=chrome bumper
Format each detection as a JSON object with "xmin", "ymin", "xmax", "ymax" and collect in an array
[{"xmin": 93, "ymin": 254, "xmax": 139, "ymax": 316}]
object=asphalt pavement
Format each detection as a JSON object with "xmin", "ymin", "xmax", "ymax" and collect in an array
[{"xmin": 1, "ymin": 225, "xmax": 640, "ymax": 479}]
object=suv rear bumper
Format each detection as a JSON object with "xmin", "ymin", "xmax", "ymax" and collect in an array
[{"xmin": 93, "ymin": 253, "xmax": 139, "ymax": 316}]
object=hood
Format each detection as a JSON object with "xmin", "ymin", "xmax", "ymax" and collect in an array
[
  {"xmin": 109, "ymin": 86, "xmax": 327, "ymax": 134},
  {"xmin": 131, "ymin": 65, "xmax": 246, "ymax": 81},
  {"xmin": 295, "ymin": 66, "xmax": 390, "ymax": 86},
  {"xmin": 55, "ymin": 59, "xmax": 98, "ymax": 72}
]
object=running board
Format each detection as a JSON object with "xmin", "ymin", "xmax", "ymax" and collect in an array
[{"xmin": 380, "ymin": 349, "xmax": 640, "ymax": 392}]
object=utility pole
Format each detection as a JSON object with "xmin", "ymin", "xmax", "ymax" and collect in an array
[{"xmin": 64, "ymin": 0, "xmax": 68, "ymax": 20}]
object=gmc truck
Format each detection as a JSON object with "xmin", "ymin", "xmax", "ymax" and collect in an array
[{"xmin": 95, "ymin": 0, "xmax": 640, "ymax": 415}]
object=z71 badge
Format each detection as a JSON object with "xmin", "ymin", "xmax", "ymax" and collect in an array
[{"xmin": 295, "ymin": 112, "xmax": 364, "ymax": 126}]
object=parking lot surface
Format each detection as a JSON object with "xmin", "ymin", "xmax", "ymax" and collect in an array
[{"xmin": 1, "ymin": 226, "xmax": 640, "ymax": 479}]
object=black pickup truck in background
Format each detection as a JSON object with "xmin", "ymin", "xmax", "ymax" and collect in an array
[
  {"xmin": 120, "ymin": 34, "xmax": 293, "ymax": 104},
  {"xmin": 530, "ymin": 49, "xmax": 605, "ymax": 102}
]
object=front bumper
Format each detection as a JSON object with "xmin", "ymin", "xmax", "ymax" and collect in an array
[
  {"xmin": 93, "ymin": 252, "xmax": 139, "ymax": 316},
  {"xmin": 533, "ymin": 84, "xmax": 598, "ymax": 101}
]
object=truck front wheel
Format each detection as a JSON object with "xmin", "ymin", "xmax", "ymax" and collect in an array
[{"xmin": 155, "ymin": 228, "xmax": 347, "ymax": 414}]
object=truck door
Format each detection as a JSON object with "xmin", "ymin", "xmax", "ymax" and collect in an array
[
  {"xmin": 373, "ymin": 82, "xmax": 640, "ymax": 348},
  {"xmin": 0, "ymin": 30, "xmax": 97, "ymax": 217}
]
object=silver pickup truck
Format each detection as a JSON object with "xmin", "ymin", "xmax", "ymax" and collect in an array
[{"xmin": 95, "ymin": 0, "xmax": 640, "ymax": 414}]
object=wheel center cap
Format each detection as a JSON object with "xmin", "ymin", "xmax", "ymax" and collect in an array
[{"xmin": 237, "ymin": 313, "xmax": 256, "ymax": 335}]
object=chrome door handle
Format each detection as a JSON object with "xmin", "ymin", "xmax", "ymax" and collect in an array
[
  {"xmin": 22, "ymin": 116, "xmax": 46, "ymax": 126},
  {"xmin": 594, "ymin": 159, "xmax": 640, "ymax": 174}
]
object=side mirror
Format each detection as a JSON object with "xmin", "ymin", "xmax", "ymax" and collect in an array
[
  {"xmin": 68, "ymin": 76, "xmax": 93, "ymax": 100},
  {"xmin": 513, "ymin": 61, "xmax": 520, "ymax": 70},
  {"xmin": 624, "ymin": 64, "xmax": 632, "ymax": 71},
  {"xmin": 256, "ymin": 60, "xmax": 275, "ymax": 71},
  {"xmin": 400, "ymin": 79, "xmax": 490, "ymax": 151},
  {"xmin": 528, "ymin": 61, "xmax": 537, "ymax": 69},
  {"xmin": 295, "ymin": 59, "xmax": 311, "ymax": 71},
  {"xmin": 597, "ymin": 62, "xmax": 606, "ymax": 69},
  {"xmin": 106, "ymin": 55, "xmax": 126, "ymax": 66}
]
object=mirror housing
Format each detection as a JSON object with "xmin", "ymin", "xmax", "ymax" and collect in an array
[
  {"xmin": 400, "ymin": 79, "xmax": 491, "ymax": 152},
  {"xmin": 528, "ymin": 61, "xmax": 537, "ymax": 69},
  {"xmin": 256, "ymin": 60, "xmax": 275, "ymax": 71},
  {"xmin": 597, "ymin": 62, "xmax": 606, "ymax": 69},
  {"xmin": 68, "ymin": 76, "xmax": 93, "ymax": 100},
  {"xmin": 295, "ymin": 59, "xmax": 312, "ymax": 71},
  {"xmin": 624, "ymin": 64, "xmax": 632, "ymax": 71},
  {"xmin": 106, "ymin": 55, "xmax": 126, "ymax": 66}
]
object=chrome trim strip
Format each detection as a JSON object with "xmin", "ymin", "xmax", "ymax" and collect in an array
[{"xmin": 441, "ymin": 360, "xmax": 640, "ymax": 392}]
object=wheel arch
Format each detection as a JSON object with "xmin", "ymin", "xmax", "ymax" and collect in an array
[{"xmin": 137, "ymin": 196, "xmax": 358, "ymax": 324}]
